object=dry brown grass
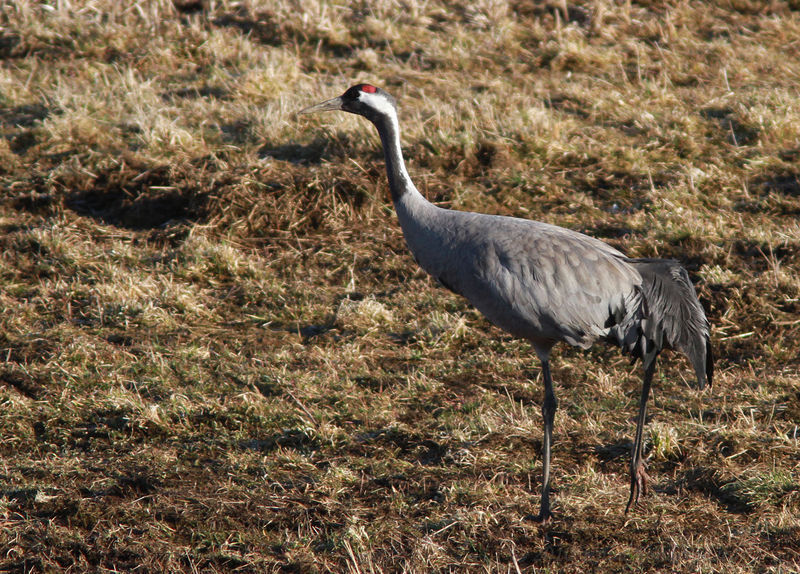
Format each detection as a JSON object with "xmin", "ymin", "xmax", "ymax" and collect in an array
[{"xmin": 1, "ymin": 0, "xmax": 799, "ymax": 572}]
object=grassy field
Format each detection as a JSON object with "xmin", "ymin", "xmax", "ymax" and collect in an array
[{"xmin": 1, "ymin": 0, "xmax": 799, "ymax": 571}]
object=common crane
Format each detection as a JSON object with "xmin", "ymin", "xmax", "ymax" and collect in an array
[{"xmin": 299, "ymin": 84, "xmax": 713, "ymax": 522}]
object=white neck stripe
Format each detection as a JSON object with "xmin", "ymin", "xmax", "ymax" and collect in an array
[{"xmin": 358, "ymin": 91, "xmax": 397, "ymax": 118}]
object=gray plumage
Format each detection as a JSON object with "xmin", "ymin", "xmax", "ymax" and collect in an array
[
  {"xmin": 299, "ymin": 84, "xmax": 713, "ymax": 521},
  {"xmin": 631, "ymin": 258, "xmax": 714, "ymax": 385}
]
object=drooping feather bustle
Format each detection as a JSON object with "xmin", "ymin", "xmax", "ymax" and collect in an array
[{"xmin": 630, "ymin": 258, "xmax": 713, "ymax": 388}]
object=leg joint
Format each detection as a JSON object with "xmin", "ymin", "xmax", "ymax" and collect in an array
[{"xmin": 542, "ymin": 393, "xmax": 557, "ymax": 416}]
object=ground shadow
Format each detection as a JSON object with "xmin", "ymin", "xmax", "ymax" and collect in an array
[
  {"xmin": 677, "ymin": 467, "xmax": 752, "ymax": 514},
  {"xmin": 64, "ymin": 165, "xmax": 205, "ymax": 230},
  {"xmin": 259, "ymin": 135, "xmax": 335, "ymax": 164},
  {"xmin": 700, "ymin": 106, "xmax": 760, "ymax": 146},
  {"xmin": 752, "ymin": 168, "xmax": 800, "ymax": 198},
  {"xmin": 0, "ymin": 103, "xmax": 49, "ymax": 155},
  {"xmin": 211, "ymin": 6, "xmax": 360, "ymax": 57}
]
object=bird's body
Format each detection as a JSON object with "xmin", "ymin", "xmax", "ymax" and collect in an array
[
  {"xmin": 397, "ymin": 201, "xmax": 641, "ymax": 349},
  {"xmin": 299, "ymin": 84, "xmax": 713, "ymax": 521}
]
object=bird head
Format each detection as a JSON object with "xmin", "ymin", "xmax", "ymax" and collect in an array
[{"xmin": 297, "ymin": 84, "xmax": 397, "ymax": 123}]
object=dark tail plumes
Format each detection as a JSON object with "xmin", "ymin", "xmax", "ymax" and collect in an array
[{"xmin": 630, "ymin": 258, "xmax": 713, "ymax": 388}]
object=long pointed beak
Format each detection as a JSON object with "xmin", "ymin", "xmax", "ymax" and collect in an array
[{"xmin": 297, "ymin": 96, "xmax": 344, "ymax": 116}]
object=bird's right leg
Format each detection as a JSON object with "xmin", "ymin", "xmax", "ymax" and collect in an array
[
  {"xmin": 625, "ymin": 349, "xmax": 657, "ymax": 513},
  {"xmin": 538, "ymin": 357, "xmax": 557, "ymax": 522}
]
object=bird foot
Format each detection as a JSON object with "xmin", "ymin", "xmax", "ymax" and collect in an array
[
  {"xmin": 537, "ymin": 509, "xmax": 553, "ymax": 524},
  {"xmin": 624, "ymin": 462, "xmax": 650, "ymax": 513},
  {"xmin": 525, "ymin": 503, "xmax": 554, "ymax": 525}
]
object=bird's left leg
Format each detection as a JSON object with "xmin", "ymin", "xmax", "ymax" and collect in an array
[
  {"xmin": 537, "ymin": 356, "xmax": 557, "ymax": 523},
  {"xmin": 626, "ymin": 349, "xmax": 657, "ymax": 513}
]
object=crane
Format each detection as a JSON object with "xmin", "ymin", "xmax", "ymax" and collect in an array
[{"xmin": 298, "ymin": 84, "xmax": 713, "ymax": 522}]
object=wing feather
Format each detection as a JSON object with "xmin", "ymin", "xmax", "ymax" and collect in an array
[{"xmin": 432, "ymin": 212, "xmax": 643, "ymax": 348}]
